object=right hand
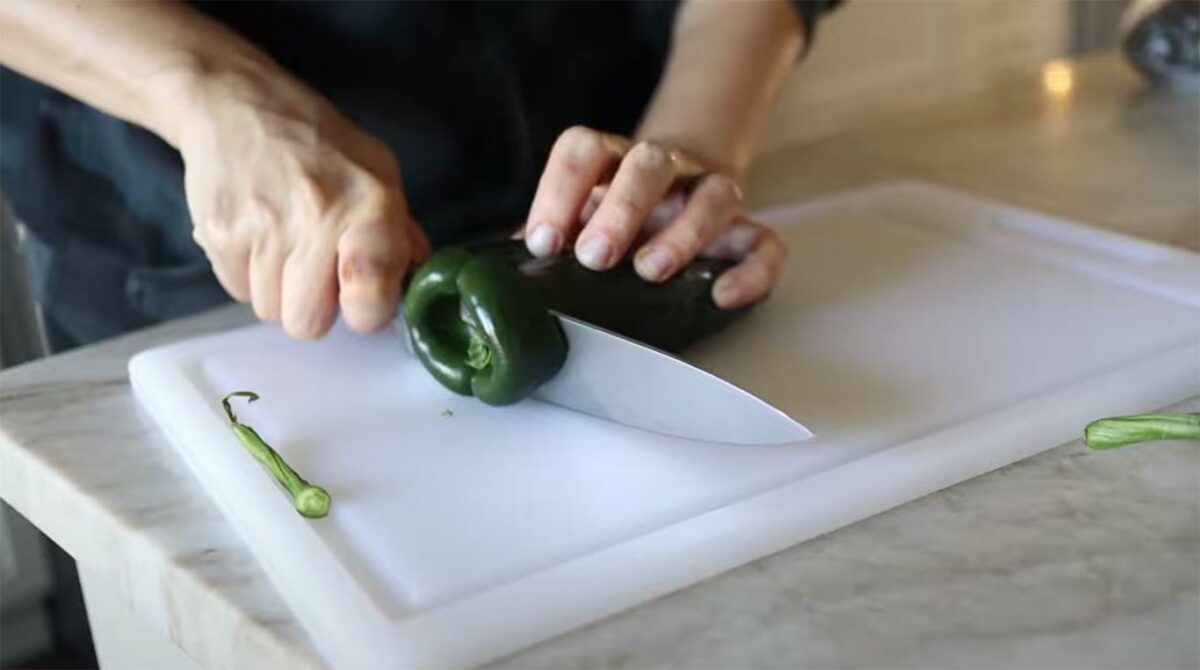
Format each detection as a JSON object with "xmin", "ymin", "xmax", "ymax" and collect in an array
[{"xmin": 175, "ymin": 66, "xmax": 429, "ymax": 339}]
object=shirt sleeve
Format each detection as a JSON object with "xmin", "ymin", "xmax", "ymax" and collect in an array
[{"xmin": 789, "ymin": 0, "xmax": 844, "ymax": 51}]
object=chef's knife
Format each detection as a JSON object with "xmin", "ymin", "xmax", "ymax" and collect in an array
[{"xmin": 399, "ymin": 312, "xmax": 811, "ymax": 445}]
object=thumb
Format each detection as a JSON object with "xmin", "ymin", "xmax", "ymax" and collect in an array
[{"xmin": 336, "ymin": 195, "xmax": 413, "ymax": 333}]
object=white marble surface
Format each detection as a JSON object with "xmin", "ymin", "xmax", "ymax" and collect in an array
[{"xmin": 1, "ymin": 53, "xmax": 1198, "ymax": 669}]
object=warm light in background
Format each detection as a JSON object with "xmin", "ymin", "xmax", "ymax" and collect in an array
[{"xmin": 1041, "ymin": 59, "xmax": 1075, "ymax": 98}]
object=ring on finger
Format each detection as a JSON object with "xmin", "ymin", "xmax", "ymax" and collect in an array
[{"xmin": 664, "ymin": 146, "xmax": 706, "ymax": 178}]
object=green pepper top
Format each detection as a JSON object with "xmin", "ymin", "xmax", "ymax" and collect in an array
[{"xmin": 403, "ymin": 247, "xmax": 568, "ymax": 406}]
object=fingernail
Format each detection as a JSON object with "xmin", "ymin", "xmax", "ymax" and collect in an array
[
  {"xmin": 577, "ymin": 236, "xmax": 613, "ymax": 270},
  {"xmin": 527, "ymin": 225, "xmax": 561, "ymax": 257},
  {"xmin": 713, "ymin": 279, "xmax": 743, "ymax": 308},
  {"xmin": 635, "ymin": 247, "xmax": 674, "ymax": 281}
]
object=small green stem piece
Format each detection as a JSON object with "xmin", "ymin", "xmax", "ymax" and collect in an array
[
  {"xmin": 221, "ymin": 392, "xmax": 331, "ymax": 518},
  {"xmin": 465, "ymin": 329, "xmax": 493, "ymax": 371},
  {"xmin": 1084, "ymin": 412, "xmax": 1200, "ymax": 450}
]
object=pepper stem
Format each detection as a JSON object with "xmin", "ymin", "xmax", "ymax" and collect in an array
[
  {"xmin": 221, "ymin": 392, "xmax": 331, "ymax": 518},
  {"xmin": 465, "ymin": 329, "xmax": 493, "ymax": 371},
  {"xmin": 1085, "ymin": 412, "xmax": 1200, "ymax": 450},
  {"xmin": 222, "ymin": 390, "xmax": 259, "ymax": 424}
]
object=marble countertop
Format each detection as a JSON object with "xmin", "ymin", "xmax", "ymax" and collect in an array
[{"xmin": 2, "ymin": 53, "xmax": 1198, "ymax": 669}]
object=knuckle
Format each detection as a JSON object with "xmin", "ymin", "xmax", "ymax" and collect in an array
[
  {"xmin": 191, "ymin": 226, "xmax": 210, "ymax": 248},
  {"xmin": 360, "ymin": 189, "xmax": 389, "ymax": 218},
  {"xmin": 627, "ymin": 141, "xmax": 671, "ymax": 172},
  {"xmin": 702, "ymin": 173, "xmax": 743, "ymax": 203},
  {"xmin": 560, "ymin": 125, "xmax": 597, "ymax": 148},
  {"xmin": 352, "ymin": 183, "xmax": 397, "ymax": 222},
  {"xmin": 249, "ymin": 196, "xmax": 285, "ymax": 235},
  {"xmin": 203, "ymin": 215, "xmax": 236, "ymax": 238},
  {"xmin": 558, "ymin": 126, "xmax": 605, "ymax": 172},
  {"xmin": 258, "ymin": 206, "xmax": 283, "ymax": 237},
  {"xmin": 339, "ymin": 249, "xmax": 393, "ymax": 283},
  {"xmin": 196, "ymin": 218, "xmax": 242, "ymax": 251}
]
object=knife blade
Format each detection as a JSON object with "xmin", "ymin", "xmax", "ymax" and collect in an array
[
  {"xmin": 535, "ymin": 314, "xmax": 810, "ymax": 445},
  {"xmin": 398, "ymin": 311, "xmax": 812, "ymax": 445}
]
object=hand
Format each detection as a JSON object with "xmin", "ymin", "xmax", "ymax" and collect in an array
[
  {"xmin": 176, "ymin": 66, "xmax": 429, "ymax": 339},
  {"xmin": 522, "ymin": 126, "xmax": 786, "ymax": 309}
]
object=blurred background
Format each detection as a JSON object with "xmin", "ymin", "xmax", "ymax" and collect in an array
[
  {"xmin": 0, "ymin": 0, "xmax": 1176, "ymax": 667},
  {"xmin": 757, "ymin": 0, "xmax": 1126, "ymax": 152}
]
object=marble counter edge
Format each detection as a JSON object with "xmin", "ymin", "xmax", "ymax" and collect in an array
[{"xmin": 0, "ymin": 305, "xmax": 326, "ymax": 669}]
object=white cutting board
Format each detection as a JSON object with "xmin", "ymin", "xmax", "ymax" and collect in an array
[{"xmin": 130, "ymin": 182, "xmax": 1200, "ymax": 669}]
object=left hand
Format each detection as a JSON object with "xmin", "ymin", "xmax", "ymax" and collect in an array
[{"xmin": 521, "ymin": 126, "xmax": 787, "ymax": 309}]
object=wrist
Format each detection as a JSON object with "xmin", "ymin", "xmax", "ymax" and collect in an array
[{"xmin": 146, "ymin": 47, "xmax": 307, "ymax": 148}]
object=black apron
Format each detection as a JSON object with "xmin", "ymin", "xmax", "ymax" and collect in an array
[{"xmin": 0, "ymin": 1, "xmax": 834, "ymax": 349}]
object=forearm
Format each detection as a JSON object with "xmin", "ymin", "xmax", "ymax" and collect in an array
[
  {"xmin": 636, "ymin": 0, "xmax": 803, "ymax": 180},
  {"xmin": 0, "ymin": 0, "xmax": 278, "ymax": 145}
]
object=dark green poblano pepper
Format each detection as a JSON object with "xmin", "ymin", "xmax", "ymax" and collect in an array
[
  {"xmin": 404, "ymin": 241, "xmax": 753, "ymax": 405},
  {"xmin": 403, "ymin": 248, "xmax": 568, "ymax": 406},
  {"xmin": 465, "ymin": 240, "xmax": 749, "ymax": 356}
]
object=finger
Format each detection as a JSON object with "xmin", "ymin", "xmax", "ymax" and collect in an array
[
  {"xmin": 525, "ymin": 126, "xmax": 628, "ymax": 258},
  {"xmin": 249, "ymin": 236, "xmax": 287, "ymax": 322},
  {"xmin": 710, "ymin": 221, "xmax": 788, "ymax": 309},
  {"xmin": 337, "ymin": 192, "xmax": 412, "ymax": 333},
  {"xmin": 281, "ymin": 234, "xmax": 338, "ymax": 339},
  {"xmin": 580, "ymin": 184, "xmax": 608, "ymax": 225},
  {"xmin": 198, "ymin": 226, "xmax": 251, "ymax": 303},
  {"xmin": 528, "ymin": 184, "xmax": 605, "ymax": 242},
  {"xmin": 633, "ymin": 173, "xmax": 741, "ymax": 282},
  {"xmin": 575, "ymin": 140, "xmax": 681, "ymax": 270},
  {"xmin": 640, "ymin": 190, "xmax": 687, "ymax": 237},
  {"xmin": 210, "ymin": 252, "xmax": 251, "ymax": 303}
]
